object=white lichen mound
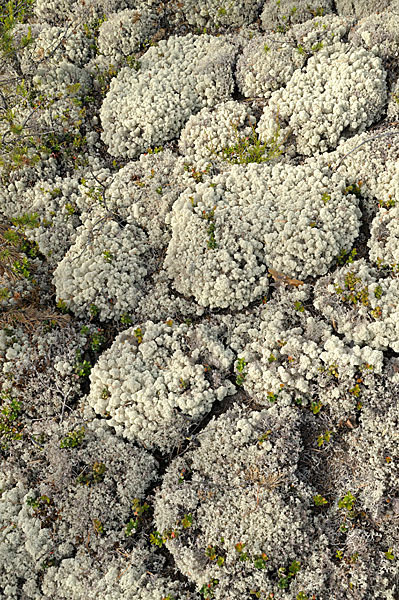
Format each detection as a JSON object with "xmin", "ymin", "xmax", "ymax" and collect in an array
[
  {"xmin": 165, "ymin": 160, "xmax": 361, "ymax": 309},
  {"xmin": 7, "ymin": 176, "xmax": 84, "ymax": 264},
  {"xmin": 53, "ymin": 218, "xmax": 149, "ymax": 321},
  {"xmin": 172, "ymin": 0, "xmax": 263, "ymax": 28},
  {"xmin": 348, "ymin": 8, "xmax": 399, "ymax": 68},
  {"xmin": 314, "ymin": 258, "xmax": 399, "ymax": 351},
  {"xmin": 32, "ymin": 0, "xmax": 155, "ymax": 25},
  {"xmin": 235, "ymin": 33, "xmax": 306, "ymax": 99},
  {"xmin": 28, "ymin": 60, "xmax": 93, "ymax": 134},
  {"xmin": 227, "ymin": 287, "xmax": 382, "ymax": 418},
  {"xmin": 105, "ymin": 150, "xmax": 188, "ymax": 249},
  {"xmin": 260, "ymin": 0, "xmax": 334, "ymax": 32},
  {"xmin": 0, "ymin": 419, "xmax": 160, "ymax": 600},
  {"xmin": 178, "ymin": 100, "xmax": 255, "ymax": 166},
  {"xmin": 318, "ymin": 127, "xmax": 399, "ymax": 222},
  {"xmin": 368, "ymin": 204, "xmax": 399, "ymax": 269},
  {"xmin": 231, "ymin": 291, "xmax": 331, "ymax": 399},
  {"xmin": 335, "ymin": 0, "xmax": 392, "ymax": 18},
  {"xmin": 97, "ymin": 8, "xmax": 159, "ymax": 65},
  {"xmin": 152, "ymin": 403, "xmax": 332, "ymax": 599},
  {"xmin": 388, "ymin": 79, "xmax": 399, "ymax": 119},
  {"xmin": 347, "ymin": 404, "xmax": 399, "ymax": 520},
  {"xmin": 256, "ymin": 42, "xmax": 387, "ymax": 156},
  {"xmin": 164, "ymin": 165, "xmax": 272, "ymax": 310},
  {"xmin": 0, "ymin": 482, "xmax": 54, "ymax": 600},
  {"xmin": 20, "ymin": 24, "xmax": 92, "ymax": 70},
  {"xmin": 0, "ymin": 320, "xmax": 87, "ymax": 418},
  {"xmin": 100, "ymin": 34, "xmax": 237, "ymax": 158},
  {"xmin": 290, "ymin": 14, "xmax": 354, "ymax": 53},
  {"xmin": 87, "ymin": 320, "xmax": 235, "ymax": 452}
]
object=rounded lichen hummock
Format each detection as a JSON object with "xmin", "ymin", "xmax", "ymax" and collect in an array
[
  {"xmin": 53, "ymin": 218, "xmax": 150, "ymax": 321},
  {"xmin": 152, "ymin": 403, "xmax": 334, "ymax": 600},
  {"xmin": 165, "ymin": 159, "xmax": 361, "ymax": 309},
  {"xmin": 87, "ymin": 320, "xmax": 235, "ymax": 452},
  {"xmin": 256, "ymin": 42, "xmax": 387, "ymax": 156},
  {"xmin": 314, "ymin": 258, "xmax": 399, "ymax": 351},
  {"xmin": 100, "ymin": 34, "xmax": 237, "ymax": 159}
]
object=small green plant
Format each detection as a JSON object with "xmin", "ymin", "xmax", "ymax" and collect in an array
[
  {"xmin": 92, "ymin": 518, "xmax": 104, "ymax": 535},
  {"xmin": 294, "ymin": 300, "xmax": 305, "ymax": 312},
  {"xmin": 205, "ymin": 545, "xmax": 225, "ymax": 567},
  {"xmin": 374, "ymin": 285, "xmax": 383, "ymax": 299},
  {"xmin": 311, "ymin": 41, "xmax": 324, "ymax": 52},
  {"xmin": 179, "ymin": 377, "xmax": 189, "ymax": 390},
  {"xmin": 258, "ymin": 430, "xmax": 272, "ymax": 445},
  {"xmin": 278, "ymin": 560, "xmax": 301, "ymax": 589},
  {"xmin": 26, "ymin": 494, "xmax": 60, "ymax": 528},
  {"xmin": 212, "ymin": 121, "xmax": 287, "ymax": 165},
  {"xmin": 90, "ymin": 328, "xmax": 105, "ymax": 352},
  {"xmin": 308, "ymin": 5, "xmax": 325, "ymax": 17},
  {"xmin": 125, "ymin": 55, "xmax": 140, "ymax": 70},
  {"xmin": 313, "ymin": 494, "xmax": 328, "ymax": 506},
  {"xmin": 74, "ymin": 350, "xmax": 91, "ymax": 377},
  {"xmin": 338, "ymin": 491, "xmax": 356, "ymax": 512},
  {"xmin": 199, "ymin": 578, "xmax": 219, "ymax": 599},
  {"xmin": 120, "ymin": 313, "xmax": 132, "ymax": 325},
  {"xmin": 80, "ymin": 326, "xmax": 105, "ymax": 352},
  {"xmin": 334, "ymin": 270, "xmax": 369, "ymax": 307},
  {"xmin": 181, "ymin": 513, "xmax": 193, "ymax": 528},
  {"xmin": 321, "ymin": 192, "xmax": 330, "ymax": 205},
  {"xmin": 146, "ymin": 146, "xmax": 164, "ymax": 154},
  {"xmin": 337, "ymin": 492, "xmax": 358, "ymax": 533},
  {"xmin": 150, "ymin": 514, "xmax": 193, "ymax": 548},
  {"xmin": 149, "ymin": 530, "xmax": 166, "ymax": 547},
  {"xmin": 317, "ymin": 429, "xmax": 333, "ymax": 447},
  {"xmin": 235, "ymin": 357, "xmax": 247, "ymax": 386},
  {"xmin": 319, "ymin": 363, "xmax": 339, "ymax": 378},
  {"xmin": 0, "ymin": 395, "xmax": 23, "ymax": 451},
  {"xmin": 378, "ymin": 194, "xmax": 396, "ymax": 209},
  {"xmin": 11, "ymin": 212, "xmax": 41, "ymax": 230},
  {"xmin": 60, "ymin": 426, "xmax": 85, "ymax": 449},
  {"xmin": 76, "ymin": 461, "xmax": 107, "ymax": 485},
  {"xmin": 235, "ymin": 542, "xmax": 251, "ymax": 562},
  {"xmin": 11, "ymin": 256, "xmax": 32, "ymax": 279},
  {"xmin": 296, "ymin": 44, "xmax": 306, "ymax": 55},
  {"xmin": 101, "ymin": 386, "xmax": 110, "ymax": 399},
  {"xmin": 125, "ymin": 498, "xmax": 150, "ymax": 535},
  {"xmin": 56, "ymin": 299, "xmax": 69, "ymax": 313},
  {"xmin": 310, "ymin": 400, "xmax": 323, "ymax": 414},
  {"xmin": 336, "ymin": 248, "xmax": 357, "ymax": 266},
  {"xmin": 343, "ymin": 183, "xmax": 362, "ymax": 199},
  {"xmin": 134, "ymin": 327, "xmax": 143, "ymax": 344},
  {"xmin": 267, "ymin": 390, "xmax": 280, "ymax": 403},
  {"xmin": 253, "ymin": 553, "xmax": 269, "ymax": 569},
  {"xmin": 385, "ymin": 548, "xmax": 395, "ymax": 560},
  {"xmin": 201, "ymin": 206, "xmax": 217, "ymax": 249},
  {"xmin": 183, "ymin": 162, "xmax": 211, "ymax": 183},
  {"xmin": 103, "ymin": 250, "xmax": 113, "ymax": 263},
  {"xmin": 348, "ymin": 383, "xmax": 361, "ymax": 397},
  {"xmin": 65, "ymin": 202, "xmax": 76, "ymax": 216},
  {"xmin": 89, "ymin": 304, "xmax": 100, "ymax": 318}
]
